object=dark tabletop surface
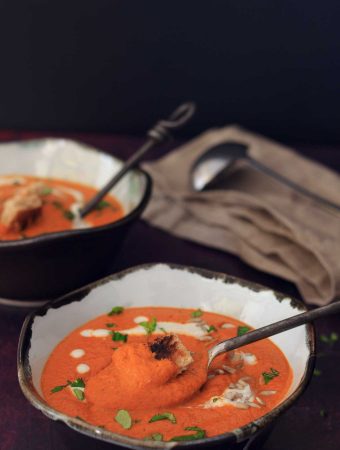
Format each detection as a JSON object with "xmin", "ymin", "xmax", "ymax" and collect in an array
[{"xmin": 0, "ymin": 131, "xmax": 339, "ymax": 450}]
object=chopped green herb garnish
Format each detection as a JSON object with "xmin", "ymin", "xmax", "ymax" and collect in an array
[
  {"xmin": 51, "ymin": 383, "xmax": 68, "ymax": 393},
  {"xmin": 41, "ymin": 186, "xmax": 53, "ymax": 196},
  {"xmin": 106, "ymin": 323, "xmax": 116, "ymax": 328},
  {"xmin": 63, "ymin": 210, "xmax": 75, "ymax": 221},
  {"xmin": 170, "ymin": 426, "xmax": 206, "ymax": 441},
  {"xmin": 206, "ymin": 325, "xmax": 217, "ymax": 333},
  {"xmin": 237, "ymin": 326, "xmax": 250, "ymax": 336},
  {"xmin": 95, "ymin": 200, "xmax": 111, "ymax": 211},
  {"xmin": 51, "ymin": 378, "xmax": 85, "ymax": 399},
  {"xmin": 111, "ymin": 331, "xmax": 128, "ymax": 342},
  {"xmin": 144, "ymin": 433, "xmax": 163, "ymax": 441},
  {"xmin": 262, "ymin": 368, "xmax": 280, "ymax": 385},
  {"xmin": 52, "ymin": 200, "xmax": 75, "ymax": 221},
  {"xmin": 73, "ymin": 388, "xmax": 85, "ymax": 401},
  {"xmin": 320, "ymin": 332, "xmax": 338, "ymax": 345},
  {"xmin": 140, "ymin": 317, "xmax": 157, "ymax": 335},
  {"xmin": 149, "ymin": 412, "xmax": 177, "ymax": 424},
  {"xmin": 115, "ymin": 409, "xmax": 132, "ymax": 429},
  {"xmin": 69, "ymin": 378, "xmax": 85, "ymax": 388},
  {"xmin": 191, "ymin": 309, "xmax": 203, "ymax": 318},
  {"xmin": 160, "ymin": 327, "xmax": 167, "ymax": 334},
  {"xmin": 108, "ymin": 306, "xmax": 124, "ymax": 316},
  {"xmin": 313, "ymin": 368, "xmax": 322, "ymax": 376},
  {"xmin": 212, "ymin": 397, "xmax": 219, "ymax": 403},
  {"xmin": 52, "ymin": 200, "xmax": 63, "ymax": 209}
]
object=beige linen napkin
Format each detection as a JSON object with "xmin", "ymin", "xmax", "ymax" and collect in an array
[{"xmin": 142, "ymin": 126, "xmax": 340, "ymax": 305}]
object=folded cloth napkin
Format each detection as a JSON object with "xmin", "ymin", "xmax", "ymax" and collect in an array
[{"xmin": 142, "ymin": 125, "xmax": 340, "ymax": 305}]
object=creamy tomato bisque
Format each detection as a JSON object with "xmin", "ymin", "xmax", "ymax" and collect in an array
[
  {"xmin": 0, "ymin": 175, "xmax": 124, "ymax": 240},
  {"xmin": 41, "ymin": 307, "xmax": 293, "ymax": 442}
]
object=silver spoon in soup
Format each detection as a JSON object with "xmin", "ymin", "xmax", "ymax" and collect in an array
[{"xmin": 207, "ymin": 300, "xmax": 340, "ymax": 367}]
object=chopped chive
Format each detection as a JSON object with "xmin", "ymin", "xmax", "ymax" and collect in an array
[
  {"xmin": 149, "ymin": 412, "xmax": 176, "ymax": 424},
  {"xmin": 51, "ymin": 384, "xmax": 68, "ymax": 393},
  {"xmin": 63, "ymin": 210, "xmax": 75, "ymax": 221},
  {"xmin": 106, "ymin": 323, "xmax": 116, "ymax": 328},
  {"xmin": 206, "ymin": 325, "xmax": 217, "ymax": 333},
  {"xmin": 330, "ymin": 332, "xmax": 339, "ymax": 342},
  {"xmin": 115, "ymin": 409, "xmax": 132, "ymax": 429},
  {"xmin": 51, "ymin": 378, "xmax": 85, "ymax": 399},
  {"xmin": 95, "ymin": 200, "xmax": 111, "ymax": 211},
  {"xmin": 108, "ymin": 306, "xmax": 124, "ymax": 316},
  {"xmin": 111, "ymin": 331, "xmax": 128, "ymax": 342},
  {"xmin": 41, "ymin": 186, "xmax": 53, "ymax": 196},
  {"xmin": 160, "ymin": 327, "xmax": 167, "ymax": 334},
  {"xmin": 320, "ymin": 332, "xmax": 339, "ymax": 345},
  {"xmin": 170, "ymin": 426, "xmax": 206, "ymax": 441},
  {"xmin": 212, "ymin": 397, "xmax": 219, "ymax": 403},
  {"xmin": 262, "ymin": 368, "xmax": 280, "ymax": 384},
  {"xmin": 73, "ymin": 388, "xmax": 85, "ymax": 401},
  {"xmin": 237, "ymin": 326, "xmax": 250, "ymax": 336},
  {"xmin": 52, "ymin": 200, "xmax": 63, "ymax": 209},
  {"xmin": 320, "ymin": 409, "xmax": 327, "ymax": 418},
  {"xmin": 140, "ymin": 317, "xmax": 157, "ymax": 335},
  {"xmin": 144, "ymin": 433, "xmax": 163, "ymax": 441},
  {"xmin": 69, "ymin": 378, "xmax": 85, "ymax": 388},
  {"xmin": 191, "ymin": 309, "xmax": 203, "ymax": 318}
]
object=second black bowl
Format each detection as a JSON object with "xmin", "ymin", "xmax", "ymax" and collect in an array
[{"xmin": 0, "ymin": 138, "xmax": 152, "ymax": 302}]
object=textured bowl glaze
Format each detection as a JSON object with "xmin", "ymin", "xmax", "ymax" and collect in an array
[
  {"xmin": 18, "ymin": 263, "xmax": 315, "ymax": 449},
  {"xmin": 0, "ymin": 138, "xmax": 151, "ymax": 301}
]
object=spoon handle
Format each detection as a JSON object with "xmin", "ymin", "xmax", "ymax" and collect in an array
[
  {"xmin": 247, "ymin": 157, "xmax": 340, "ymax": 214},
  {"xmin": 80, "ymin": 102, "xmax": 196, "ymax": 217},
  {"xmin": 208, "ymin": 300, "xmax": 340, "ymax": 365}
]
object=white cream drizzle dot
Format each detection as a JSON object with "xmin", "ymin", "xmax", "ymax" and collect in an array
[
  {"xmin": 92, "ymin": 329, "xmax": 110, "ymax": 337},
  {"xmin": 76, "ymin": 363, "xmax": 90, "ymax": 374},
  {"xmin": 80, "ymin": 328, "xmax": 110, "ymax": 338},
  {"xmin": 70, "ymin": 349, "xmax": 85, "ymax": 359},
  {"xmin": 134, "ymin": 316, "xmax": 149, "ymax": 323},
  {"xmin": 221, "ymin": 323, "xmax": 236, "ymax": 329},
  {"xmin": 80, "ymin": 329, "xmax": 93, "ymax": 337}
]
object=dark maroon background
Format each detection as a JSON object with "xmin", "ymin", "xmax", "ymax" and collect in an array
[{"xmin": 0, "ymin": 131, "xmax": 339, "ymax": 450}]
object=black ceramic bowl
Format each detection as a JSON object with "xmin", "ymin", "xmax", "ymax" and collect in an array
[
  {"xmin": 0, "ymin": 138, "xmax": 151, "ymax": 302},
  {"xmin": 18, "ymin": 263, "xmax": 315, "ymax": 450}
]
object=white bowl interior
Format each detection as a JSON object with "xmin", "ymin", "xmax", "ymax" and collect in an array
[
  {"xmin": 29, "ymin": 264, "xmax": 310, "ymax": 402},
  {"xmin": 0, "ymin": 138, "xmax": 146, "ymax": 214}
]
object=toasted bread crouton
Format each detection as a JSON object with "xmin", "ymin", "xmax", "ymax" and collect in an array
[
  {"xmin": 149, "ymin": 334, "xmax": 194, "ymax": 373},
  {"xmin": 1, "ymin": 183, "xmax": 44, "ymax": 231}
]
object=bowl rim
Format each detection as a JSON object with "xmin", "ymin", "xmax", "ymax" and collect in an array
[
  {"xmin": 0, "ymin": 137, "xmax": 152, "ymax": 248},
  {"xmin": 17, "ymin": 263, "xmax": 316, "ymax": 449}
]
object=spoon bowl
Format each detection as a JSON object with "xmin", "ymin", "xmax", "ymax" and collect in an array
[{"xmin": 191, "ymin": 141, "xmax": 247, "ymax": 191}]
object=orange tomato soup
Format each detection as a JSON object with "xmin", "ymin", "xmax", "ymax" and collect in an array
[
  {"xmin": 41, "ymin": 307, "xmax": 293, "ymax": 442},
  {"xmin": 0, "ymin": 175, "xmax": 124, "ymax": 240}
]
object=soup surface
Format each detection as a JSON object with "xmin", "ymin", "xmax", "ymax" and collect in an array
[
  {"xmin": 0, "ymin": 175, "xmax": 124, "ymax": 240},
  {"xmin": 41, "ymin": 306, "xmax": 293, "ymax": 442}
]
